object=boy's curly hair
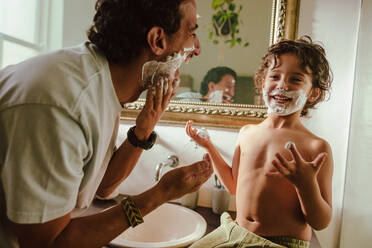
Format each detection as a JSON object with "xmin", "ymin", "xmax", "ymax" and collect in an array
[
  {"xmin": 254, "ymin": 36, "xmax": 333, "ymax": 117},
  {"xmin": 200, "ymin": 66, "xmax": 237, "ymax": 96},
  {"xmin": 87, "ymin": 0, "xmax": 187, "ymax": 65}
]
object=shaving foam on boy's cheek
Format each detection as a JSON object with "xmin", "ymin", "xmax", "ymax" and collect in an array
[{"xmin": 263, "ymin": 89, "xmax": 307, "ymax": 116}]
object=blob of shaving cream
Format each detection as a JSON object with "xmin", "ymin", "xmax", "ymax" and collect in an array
[
  {"xmin": 285, "ymin": 141, "xmax": 295, "ymax": 150},
  {"xmin": 196, "ymin": 127, "xmax": 210, "ymax": 140}
]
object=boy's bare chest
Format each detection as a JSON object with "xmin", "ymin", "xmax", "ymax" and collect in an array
[{"xmin": 239, "ymin": 130, "xmax": 315, "ymax": 172}]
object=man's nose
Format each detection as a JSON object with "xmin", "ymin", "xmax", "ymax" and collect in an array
[
  {"xmin": 225, "ymin": 87, "xmax": 234, "ymax": 96},
  {"xmin": 193, "ymin": 36, "xmax": 201, "ymax": 56}
]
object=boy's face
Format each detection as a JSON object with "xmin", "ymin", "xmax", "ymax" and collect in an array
[{"xmin": 262, "ymin": 53, "xmax": 315, "ymax": 116}]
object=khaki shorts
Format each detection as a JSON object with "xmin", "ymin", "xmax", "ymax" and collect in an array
[{"xmin": 190, "ymin": 212, "xmax": 310, "ymax": 248}]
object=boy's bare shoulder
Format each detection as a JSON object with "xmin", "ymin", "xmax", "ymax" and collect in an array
[
  {"xmin": 302, "ymin": 129, "xmax": 332, "ymax": 154},
  {"xmin": 238, "ymin": 124, "xmax": 258, "ymax": 135},
  {"xmin": 235, "ymin": 124, "xmax": 256, "ymax": 145}
]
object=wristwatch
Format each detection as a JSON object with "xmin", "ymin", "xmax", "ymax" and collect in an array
[{"xmin": 127, "ymin": 126, "xmax": 157, "ymax": 150}]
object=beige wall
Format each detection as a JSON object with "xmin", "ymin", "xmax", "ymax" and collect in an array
[
  {"xmin": 61, "ymin": 0, "xmax": 95, "ymax": 48},
  {"xmin": 339, "ymin": 0, "xmax": 372, "ymax": 247},
  {"xmin": 298, "ymin": 0, "xmax": 361, "ymax": 247}
]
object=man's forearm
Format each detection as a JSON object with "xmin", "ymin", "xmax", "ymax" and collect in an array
[
  {"xmin": 295, "ymin": 179, "xmax": 332, "ymax": 230},
  {"xmin": 53, "ymin": 185, "xmax": 166, "ymax": 248},
  {"xmin": 97, "ymin": 138, "xmax": 144, "ymax": 197}
]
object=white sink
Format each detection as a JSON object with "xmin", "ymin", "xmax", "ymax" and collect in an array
[{"xmin": 110, "ymin": 203, "xmax": 207, "ymax": 248}]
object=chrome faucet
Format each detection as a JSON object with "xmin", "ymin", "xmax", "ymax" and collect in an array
[{"xmin": 155, "ymin": 155, "xmax": 179, "ymax": 182}]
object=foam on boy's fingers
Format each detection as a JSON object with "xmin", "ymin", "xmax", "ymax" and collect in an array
[{"xmin": 285, "ymin": 141, "xmax": 295, "ymax": 150}]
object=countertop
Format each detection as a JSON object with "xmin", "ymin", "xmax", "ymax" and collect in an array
[{"xmin": 85, "ymin": 198, "xmax": 321, "ymax": 248}]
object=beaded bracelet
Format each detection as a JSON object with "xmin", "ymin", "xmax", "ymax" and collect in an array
[{"xmin": 120, "ymin": 196, "xmax": 144, "ymax": 227}]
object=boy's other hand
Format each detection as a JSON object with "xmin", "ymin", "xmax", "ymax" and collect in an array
[{"xmin": 266, "ymin": 141, "xmax": 327, "ymax": 188}]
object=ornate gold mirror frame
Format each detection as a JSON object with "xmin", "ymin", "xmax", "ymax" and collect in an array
[{"xmin": 121, "ymin": 0, "xmax": 301, "ymax": 129}]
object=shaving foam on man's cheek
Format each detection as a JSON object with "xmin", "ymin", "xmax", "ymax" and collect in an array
[
  {"xmin": 158, "ymin": 52, "xmax": 187, "ymax": 81},
  {"xmin": 208, "ymin": 90, "xmax": 223, "ymax": 103},
  {"xmin": 141, "ymin": 50, "xmax": 188, "ymax": 89},
  {"xmin": 141, "ymin": 61, "xmax": 160, "ymax": 88}
]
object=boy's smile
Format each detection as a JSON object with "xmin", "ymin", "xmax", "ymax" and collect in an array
[{"xmin": 271, "ymin": 90, "xmax": 294, "ymax": 104}]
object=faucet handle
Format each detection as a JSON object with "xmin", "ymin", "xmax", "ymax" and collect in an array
[
  {"xmin": 167, "ymin": 155, "xmax": 179, "ymax": 168},
  {"xmin": 155, "ymin": 155, "xmax": 180, "ymax": 182}
]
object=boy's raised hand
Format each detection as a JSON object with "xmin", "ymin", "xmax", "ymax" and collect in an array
[
  {"xmin": 185, "ymin": 120, "xmax": 211, "ymax": 148},
  {"xmin": 266, "ymin": 141, "xmax": 327, "ymax": 188}
]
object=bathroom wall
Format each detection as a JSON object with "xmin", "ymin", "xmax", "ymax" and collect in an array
[
  {"xmin": 57, "ymin": 0, "xmax": 362, "ymax": 247},
  {"xmin": 339, "ymin": 0, "xmax": 372, "ymax": 247},
  {"xmin": 298, "ymin": 0, "xmax": 361, "ymax": 247},
  {"xmin": 61, "ymin": 0, "xmax": 96, "ymax": 48}
]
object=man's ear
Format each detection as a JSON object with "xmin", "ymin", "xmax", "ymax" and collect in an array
[
  {"xmin": 147, "ymin": 26, "xmax": 167, "ymax": 56},
  {"xmin": 308, "ymin": 88, "xmax": 321, "ymax": 103},
  {"xmin": 208, "ymin": 82, "xmax": 216, "ymax": 93}
]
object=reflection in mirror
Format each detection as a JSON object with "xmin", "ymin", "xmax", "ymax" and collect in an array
[{"xmin": 139, "ymin": 0, "xmax": 272, "ymax": 105}]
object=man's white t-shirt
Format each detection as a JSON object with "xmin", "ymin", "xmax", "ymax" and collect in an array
[{"xmin": 0, "ymin": 42, "xmax": 123, "ymax": 247}]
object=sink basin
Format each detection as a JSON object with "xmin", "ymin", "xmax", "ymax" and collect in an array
[{"xmin": 110, "ymin": 203, "xmax": 207, "ymax": 248}]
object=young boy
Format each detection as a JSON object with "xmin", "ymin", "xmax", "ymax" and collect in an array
[{"xmin": 186, "ymin": 36, "xmax": 333, "ymax": 248}]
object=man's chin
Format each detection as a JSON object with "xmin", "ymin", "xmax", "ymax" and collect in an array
[
  {"xmin": 127, "ymin": 91, "xmax": 143, "ymax": 103},
  {"xmin": 185, "ymin": 56, "xmax": 193, "ymax": 64}
]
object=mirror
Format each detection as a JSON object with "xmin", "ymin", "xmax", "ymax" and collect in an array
[{"xmin": 122, "ymin": 0, "xmax": 300, "ymax": 128}]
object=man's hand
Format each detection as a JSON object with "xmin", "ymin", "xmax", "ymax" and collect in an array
[
  {"xmin": 222, "ymin": 93, "xmax": 233, "ymax": 103},
  {"xmin": 135, "ymin": 73, "xmax": 179, "ymax": 140},
  {"xmin": 156, "ymin": 154, "xmax": 213, "ymax": 202},
  {"xmin": 266, "ymin": 141, "xmax": 327, "ymax": 189}
]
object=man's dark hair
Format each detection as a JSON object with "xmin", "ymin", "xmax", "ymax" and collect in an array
[
  {"xmin": 200, "ymin": 66, "xmax": 237, "ymax": 96},
  {"xmin": 254, "ymin": 35, "xmax": 333, "ymax": 117},
  {"xmin": 87, "ymin": 0, "xmax": 187, "ymax": 65}
]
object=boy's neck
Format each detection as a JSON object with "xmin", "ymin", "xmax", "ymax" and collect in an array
[{"xmin": 263, "ymin": 112, "xmax": 303, "ymax": 129}]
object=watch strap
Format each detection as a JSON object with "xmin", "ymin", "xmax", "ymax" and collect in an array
[
  {"xmin": 127, "ymin": 126, "xmax": 157, "ymax": 150},
  {"xmin": 120, "ymin": 196, "xmax": 144, "ymax": 227}
]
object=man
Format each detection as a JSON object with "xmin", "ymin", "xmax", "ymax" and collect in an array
[
  {"xmin": 200, "ymin": 66, "xmax": 237, "ymax": 103},
  {"xmin": 176, "ymin": 66, "xmax": 237, "ymax": 103},
  {"xmin": 0, "ymin": 0, "xmax": 212, "ymax": 247}
]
